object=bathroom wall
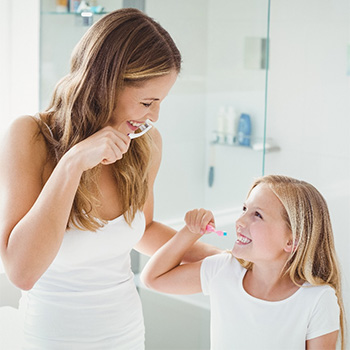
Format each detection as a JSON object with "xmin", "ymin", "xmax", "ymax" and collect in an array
[
  {"xmin": 204, "ymin": 0, "xmax": 269, "ymax": 213},
  {"xmin": 0, "ymin": 0, "xmax": 40, "ymax": 130},
  {"xmin": 145, "ymin": 0, "xmax": 209, "ymax": 222},
  {"xmin": 265, "ymin": 0, "xmax": 350, "ymax": 339},
  {"xmin": 151, "ymin": 0, "xmax": 269, "ymax": 225}
]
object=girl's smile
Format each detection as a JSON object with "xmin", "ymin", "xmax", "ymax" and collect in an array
[
  {"xmin": 236, "ymin": 233, "xmax": 252, "ymax": 245},
  {"xmin": 232, "ymin": 183, "xmax": 292, "ymax": 264}
]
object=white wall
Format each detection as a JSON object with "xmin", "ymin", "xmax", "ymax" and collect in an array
[
  {"xmin": 204, "ymin": 0, "xmax": 269, "ymax": 213},
  {"xmin": 146, "ymin": 0, "xmax": 209, "ymax": 221},
  {"xmin": 0, "ymin": 0, "xmax": 40, "ymax": 129},
  {"xmin": 265, "ymin": 0, "xmax": 350, "ymax": 341}
]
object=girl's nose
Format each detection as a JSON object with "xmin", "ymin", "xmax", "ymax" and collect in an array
[{"xmin": 236, "ymin": 213, "xmax": 247, "ymax": 229}]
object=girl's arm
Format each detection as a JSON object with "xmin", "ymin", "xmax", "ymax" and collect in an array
[
  {"xmin": 136, "ymin": 128, "xmax": 221, "ymax": 262},
  {"xmin": 141, "ymin": 208, "xmax": 214, "ymax": 295},
  {"xmin": 306, "ymin": 331, "xmax": 338, "ymax": 350}
]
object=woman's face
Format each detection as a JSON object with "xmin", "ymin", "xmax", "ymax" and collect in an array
[
  {"xmin": 108, "ymin": 70, "xmax": 178, "ymax": 135},
  {"xmin": 232, "ymin": 183, "xmax": 292, "ymax": 265}
]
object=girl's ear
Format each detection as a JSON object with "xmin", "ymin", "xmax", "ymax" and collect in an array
[{"xmin": 284, "ymin": 239, "xmax": 298, "ymax": 253}]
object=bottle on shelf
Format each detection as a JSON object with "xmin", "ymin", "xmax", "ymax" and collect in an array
[
  {"xmin": 56, "ymin": 0, "xmax": 68, "ymax": 13},
  {"xmin": 238, "ymin": 113, "xmax": 252, "ymax": 146},
  {"xmin": 225, "ymin": 106, "xmax": 238, "ymax": 145},
  {"xmin": 216, "ymin": 106, "xmax": 226, "ymax": 144}
]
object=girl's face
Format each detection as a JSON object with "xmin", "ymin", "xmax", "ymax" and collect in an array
[
  {"xmin": 232, "ymin": 183, "xmax": 292, "ymax": 265},
  {"xmin": 108, "ymin": 70, "xmax": 178, "ymax": 135}
]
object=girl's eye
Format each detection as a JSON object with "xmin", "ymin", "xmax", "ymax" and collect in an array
[
  {"xmin": 255, "ymin": 211, "xmax": 263, "ymax": 219},
  {"xmin": 141, "ymin": 102, "xmax": 152, "ymax": 108},
  {"xmin": 242, "ymin": 205, "xmax": 247, "ymax": 212}
]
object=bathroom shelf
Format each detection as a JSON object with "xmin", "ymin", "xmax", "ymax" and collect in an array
[
  {"xmin": 41, "ymin": 11, "xmax": 108, "ymax": 15},
  {"xmin": 211, "ymin": 138, "xmax": 280, "ymax": 153}
]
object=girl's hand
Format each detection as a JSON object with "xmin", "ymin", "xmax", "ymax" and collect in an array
[
  {"xmin": 67, "ymin": 126, "xmax": 131, "ymax": 172},
  {"xmin": 184, "ymin": 208, "xmax": 215, "ymax": 235}
]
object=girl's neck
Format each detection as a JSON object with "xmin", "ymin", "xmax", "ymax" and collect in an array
[{"xmin": 243, "ymin": 265, "xmax": 300, "ymax": 302}]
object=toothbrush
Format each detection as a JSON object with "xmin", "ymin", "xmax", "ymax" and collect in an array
[
  {"xmin": 206, "ymin": 224, "xmax": 227, "ymax": 236},
  {"xmin": 128, "ymin": 121, "xmax": 153, "ymax": 139},
  {"xmin": 208, "ymin": 143, "xmax": 215, "ymax": 187}
]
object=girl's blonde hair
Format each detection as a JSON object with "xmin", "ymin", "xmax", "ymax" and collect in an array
[
  {"xmin": 37, "ymin": 8, "xmax": 181, "ymax": 230},
  {"xmin": 238, "ymin": 175, "xmax": 345, "ymax": 349}
]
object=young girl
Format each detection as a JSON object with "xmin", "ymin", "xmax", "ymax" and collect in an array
[{"xmin": 141, "ymin": 175, "xmax": 345, "ymax": 350}]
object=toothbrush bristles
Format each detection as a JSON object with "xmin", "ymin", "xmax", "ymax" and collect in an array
[{"xmin": 129, "ymin": 121, "xmax": 153, "ymax": 139}]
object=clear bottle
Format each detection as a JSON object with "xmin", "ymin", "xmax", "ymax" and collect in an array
[
  {"xmin": 216, "ymin": 106, "xmax": 226, "ymax": 144},
  {"xmin": 225, "ymin": 106, "xmax": 238, "ymax": 145}
]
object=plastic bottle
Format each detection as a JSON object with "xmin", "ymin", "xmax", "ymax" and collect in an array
[
  {"xmin": 238, "ymin": 113, "xmax": 252, "ymax": 146},
  {"xmin": 216, "ymin": 106, "xmax": 226, "ymax": 144},
  {"xmin": 225, "ymin": 106, "xmax": 238, "ymax": 145}
]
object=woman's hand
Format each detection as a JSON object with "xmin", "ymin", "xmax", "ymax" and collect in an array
[
  {"xmin": 68, "ymin": 126, "xmax": 131, "ymax": 172},
  {"xmin": 184, "ymin": 208, "xmax": 215, "ymax": 235}
]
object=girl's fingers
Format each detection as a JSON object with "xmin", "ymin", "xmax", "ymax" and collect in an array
[{"xmin": 185, "ymin": 209, "xmax": 215, "ymax": 234}]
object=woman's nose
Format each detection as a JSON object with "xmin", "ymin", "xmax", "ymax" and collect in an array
[{"xmin": 147, "ymin": 104, "xmax": 160, "ymax": 123}]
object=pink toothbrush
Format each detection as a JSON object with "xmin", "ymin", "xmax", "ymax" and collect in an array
[{"xmin": 206, "ymin": 224, "xmax": 227, "ymax": 236}]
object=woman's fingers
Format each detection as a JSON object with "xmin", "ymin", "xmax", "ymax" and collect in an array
[{"xmin": 69, "ymin": 126, "xmax": 131, "ymax": 171}]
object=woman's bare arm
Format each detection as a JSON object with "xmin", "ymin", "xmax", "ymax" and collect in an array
[{"xmin": 0, "ymin": 116, "xmax": 130, "ymax": 290}]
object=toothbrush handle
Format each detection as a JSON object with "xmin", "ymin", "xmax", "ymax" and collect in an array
[
  {"xmin": 128, "ymin": 124, "xmax": 153, "ymax": 139},
  {"xmin": 206, "ymin": 225, "xmax": 227, "ymax": 237}
]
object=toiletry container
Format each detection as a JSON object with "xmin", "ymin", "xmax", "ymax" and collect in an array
[
  {"xmin": 225, "ymin": 107, "xmax": 238, "ymax": 145},
  {"xmin": 56, "ymin": 0, "xmax": 68, "ymax": 12},
  {"xmin": 216, "ymin": 106, "xmax": 226, "ymax": 144},
  {"xmin": 238, "ymin": 113, "xmax": 251, "ymax": 146}
]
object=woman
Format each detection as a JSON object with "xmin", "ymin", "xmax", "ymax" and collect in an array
[{"xmin": 0, "ymin": 8, "xmax": 219, "ymax": 349}]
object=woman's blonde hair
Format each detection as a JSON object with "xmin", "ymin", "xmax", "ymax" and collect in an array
[
  {"xmin": 238, "ymin": 174, "xmax": 345, "ymax": 349},
  {"xmin": 37, "ymin": 8, "xmax": 181, "ymax": 230}
]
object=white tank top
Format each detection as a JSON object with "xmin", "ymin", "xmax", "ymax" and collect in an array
[{"xmin": 19, "ymin": 211, "xmax": 146, "ymax": 350}]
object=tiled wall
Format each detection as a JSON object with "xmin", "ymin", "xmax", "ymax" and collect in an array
[
  {"xmin": 151, "ymin": 0, "xmax": 269, "ymax": 222},
  {"xmin": 265, "ymin": 0, "xmax": 350, "ymax": 337}
]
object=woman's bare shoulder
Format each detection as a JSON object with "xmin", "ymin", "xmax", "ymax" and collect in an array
[
  {"xmin": 1, "ymin": 115, "xmax": 50, "ymax": 177},
  {"xmin": 4, "ymin": 115, "xmax": 48, "ymax": 157}
]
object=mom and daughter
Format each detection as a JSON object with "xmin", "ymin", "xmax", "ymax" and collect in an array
[{"xmin": 0, "ymin": 8, "xmax": 345, "ymax": 350}]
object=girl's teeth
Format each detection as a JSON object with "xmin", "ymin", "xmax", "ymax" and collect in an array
[{"xmin": 237, "ymin": 235, "xmax": 252, "ymax": 244}]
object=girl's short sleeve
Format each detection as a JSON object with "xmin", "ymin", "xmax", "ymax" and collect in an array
[
  {"xmin": 307, "ymin": 287, "xmax": 340, "ymax": 340},
  {"xmin": 200, "ymin": 253, "xmax": 233, "ymax": 296}
]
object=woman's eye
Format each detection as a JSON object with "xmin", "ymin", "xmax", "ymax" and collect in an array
[
  {"xmin": 141, "ymin": 102, "xmax": 152, "ymax": 107},
  {"xmin": 255, "ymin": 211, "xmax": 263, "ymax": 219}
]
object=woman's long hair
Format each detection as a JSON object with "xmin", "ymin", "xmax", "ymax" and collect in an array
[
  {"xmin": 37, "ymin": 8, "xmax": 181, "ymax": 230},
  {"xmin": 238, "ymin": 175, "xmax": 345, "ymax": 349}
]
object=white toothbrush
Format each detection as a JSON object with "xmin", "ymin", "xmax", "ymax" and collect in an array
[{"xmin": 128, "ymin": 120, "xmax": 153, "ymax": 139}]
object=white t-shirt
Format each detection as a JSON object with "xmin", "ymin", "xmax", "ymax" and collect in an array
[{"xmin": 200, "ymin": 253, "xmax": 340, "ymax": 350}]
